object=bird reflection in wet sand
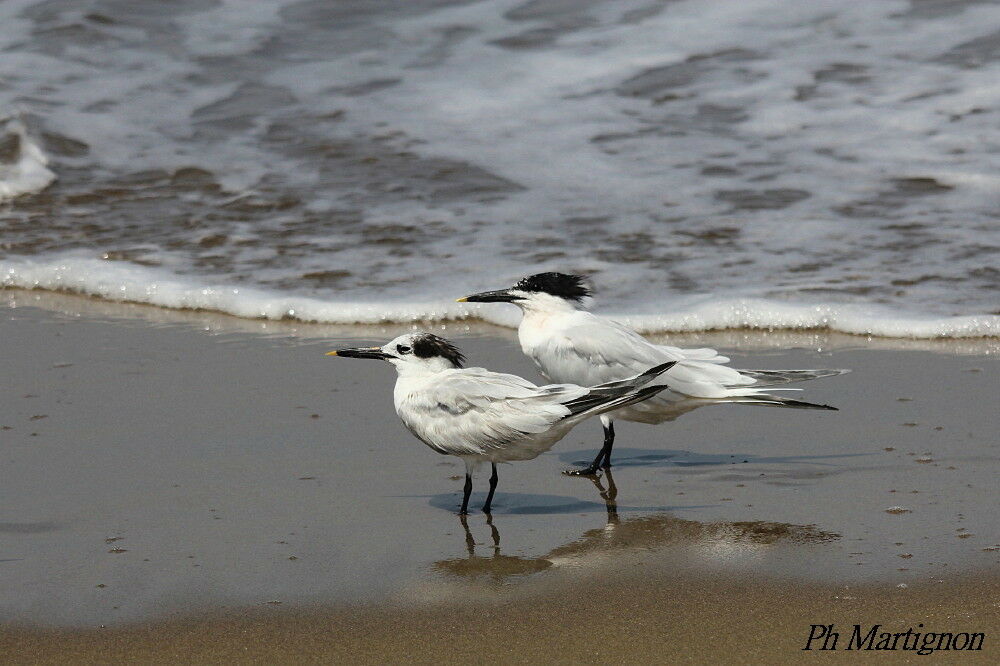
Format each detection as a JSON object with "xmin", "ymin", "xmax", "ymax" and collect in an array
[
  {"xmin": 433, "ymin": 470, "xmax": 838, "ymax": 584},
  {"xmin": 436, "ymin": 515, "xmax": 555, "ymax": 582}
]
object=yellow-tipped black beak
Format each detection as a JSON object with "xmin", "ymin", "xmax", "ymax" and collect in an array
[
  {"xmin": 326, "ymin": 347, "xmax": 390, "ymax": 360},
  {"xmin": 457, "ymin": 289, "xmax": 520, "ymax": 304}
]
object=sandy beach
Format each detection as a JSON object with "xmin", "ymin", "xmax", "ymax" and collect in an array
[{"xmin": 1, "ymin": 292, "xmax": 997, "ymax": 662}]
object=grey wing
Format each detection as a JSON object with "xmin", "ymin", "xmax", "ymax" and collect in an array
[
  {"xmin": 398, "ymin": 369, "xmax": 586, "ymax": 457},
  {"xmin": 536, "ymin": 313, "xmax": 673, "ymax": 387},
  {"xmin": 550, "ymin": 314, "xmax": 756, "ymax": 398}
]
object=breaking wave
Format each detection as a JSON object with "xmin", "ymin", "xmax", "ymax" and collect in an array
[{"xmin": 2, "ymin": 255, "xmax": 996, "ymax": 338}]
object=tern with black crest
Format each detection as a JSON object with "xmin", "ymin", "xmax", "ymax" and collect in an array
[
  {"xmin": 459, "ymin": 273, "xmax": 847, "ymax": 475},
  {"xmin": 328, "ymin": 332, "xmax": 675, "ymax": 513}
]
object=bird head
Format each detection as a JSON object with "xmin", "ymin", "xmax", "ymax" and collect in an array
[
  {"xmin": 327, "ymin": 332, "xmax": 465, "ymax": 373},
  {"xmin": 457, "ymin": 272, "xmax": 591, "ymax": 312}
]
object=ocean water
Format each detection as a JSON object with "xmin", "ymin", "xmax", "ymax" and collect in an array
[{"xmin": 0, "ymin": 0, "xmax": 998, "ymax": 337}]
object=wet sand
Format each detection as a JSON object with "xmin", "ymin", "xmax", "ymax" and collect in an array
[
  {"xmin": 3, "ymin": 576, "xmax": 998, "ymax": 664},
  {"xmin": 1, "ymin": 292, "xmax": 997, "ymax": 661}
]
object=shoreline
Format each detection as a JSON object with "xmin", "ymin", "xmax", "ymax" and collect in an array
[
  {"xmin": 5, "ymin": 288, "xmax": 1000, "ymax": 356},
  {"xmin": 4, "ymin": 286, "xmax": 999, "ymax": 342}
]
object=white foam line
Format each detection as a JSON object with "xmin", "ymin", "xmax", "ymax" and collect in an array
[
  {"xmin": 607, "ymin": 300, "xmax": 1000, "ymax": 339},
  {"xmin": 2, "ymin": 256, "xmax": 997, "ymax": 339}
]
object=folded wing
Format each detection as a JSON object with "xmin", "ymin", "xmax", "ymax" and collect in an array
[
  {"xmin": 397, "ymin": 368, "xmax": 586, "ymax": 458},
  {"xmin": 397, "ymin": 362, "xmax": 674, "ymax": 460},
  {"xmin": 542, "ymin": 313, "xmax": 752, "ymax": 398}
]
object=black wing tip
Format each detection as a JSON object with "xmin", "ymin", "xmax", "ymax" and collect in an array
[
  {"xmin": 800, "ymin": 399, "xmax": 838, "ymax": 410},
  {"xmin": 643, "ymin": 361, "xmax": 677, "ymax": 377},
  {"xmin": 634, "ymin": 384, "xmax": 668, "ymax": 401},
  {"xmin": 784, "ymin": 399, "xmax": 839, "ymax": 411}
]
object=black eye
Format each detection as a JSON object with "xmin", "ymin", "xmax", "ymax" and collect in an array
[{"xmin": 396, "ymin": 344, "xmax": 411, "ymax": 354}]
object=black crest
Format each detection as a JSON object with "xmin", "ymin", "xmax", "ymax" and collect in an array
[
  {"xmin": 514, "ymin": 272, "xmax": 591, "ymax": 301},
  {"xmin": 412, "ymin": 334, "xmax": 466, "ymax": 368}
]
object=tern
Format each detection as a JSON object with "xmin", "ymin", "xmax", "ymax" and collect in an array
[
  {"xmin": 459, "ymin": 273, "xmax": 847, "ymax": 475},
  {"xmin": 327, "ymin": 332, "xmax": 675, "ymax": 514}
]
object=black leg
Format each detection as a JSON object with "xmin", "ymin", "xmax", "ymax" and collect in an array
[
  {"xmin": 482, "ymin": 463, "xmax": 498, "ymax": 514},
  {"xmin": 460, "ymin": 472, "xmax": 472, "ymax": 515},
  {"xmin": 564, "ymin": 421, "xmax": 616, "ymax": 476},
  {"xmin": 599, "ymin": 421, "xmax": 615, "ymax": 469}
]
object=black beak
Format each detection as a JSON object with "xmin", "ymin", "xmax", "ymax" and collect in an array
[
  {"xmin": 326, "ymin": 347, "xmax": 391, "ymax": 360},
  {"xmin": 457, "ymin": 289, "xmax": 519, "ymax": 304}
]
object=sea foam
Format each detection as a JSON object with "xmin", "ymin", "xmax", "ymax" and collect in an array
[{"xmin": 2, "ymin": 255, "xmax": 996, "ymax": 338}]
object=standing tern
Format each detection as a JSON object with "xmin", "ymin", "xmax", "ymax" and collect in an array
[
  {"xmin": 327, "ymin": 332, "xmax": 676, "ymax": 514},
  {"xmin": 459, "ymin": 273, "xmax": 847, "ymax": 475}
]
